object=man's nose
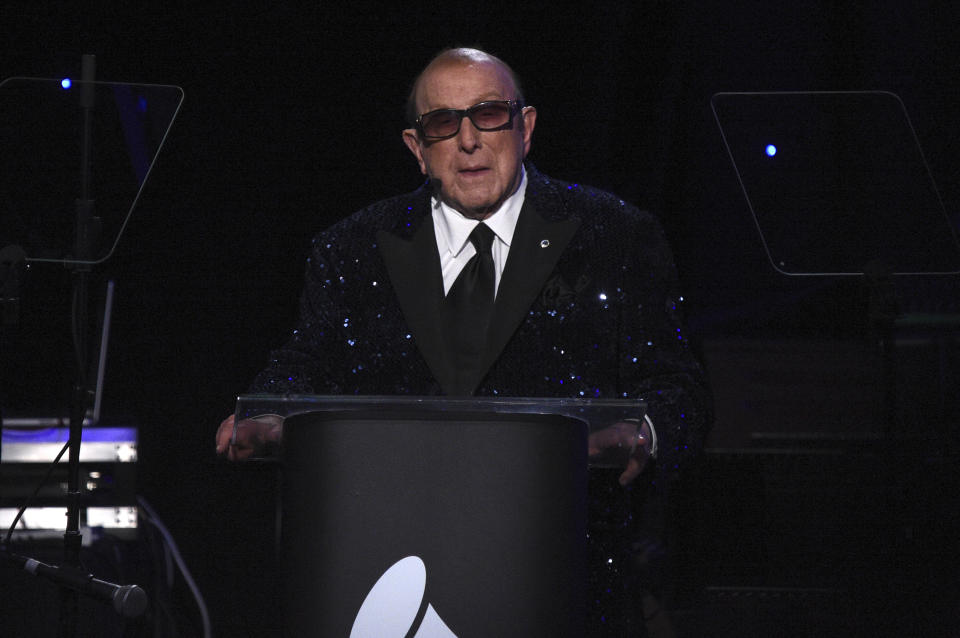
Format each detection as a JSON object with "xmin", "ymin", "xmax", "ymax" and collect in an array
[{"xmin": 456, "ymin": 115, "xmax": 481, "ymax": 151}]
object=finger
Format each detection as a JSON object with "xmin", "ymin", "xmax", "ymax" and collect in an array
[
  {"xmin": 215, "ymin": 431, "xmax": 227, "ymax": 455},
  {"xmin": 228, "ymin": 444, "xmax": 253, "ymax": 462},
  {"xmin": 215, "ymin": 415, "xmax": 236, "ymax": 455},
  {"xmin": 634, "ymin": 434, "xmax": 647, "ymax": 452},
  {"xmin": 618, "ymin": 456, "xmax": 647, "ymax": 486},
  {"xmin": 215, "ymin": 428, "xmax": 229, "ymax": 454},
  {"xmin": 587, "ymin": 431, "xmax": 611, "ymax": 456}
]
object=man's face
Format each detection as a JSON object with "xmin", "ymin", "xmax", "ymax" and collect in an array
[{"xmin": 402, "ymin": 59, "xmax": 536, "ymax": 220}]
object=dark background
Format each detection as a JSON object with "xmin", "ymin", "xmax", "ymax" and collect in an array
[{"xmin": 2, "ymin": 3, "xmax": 958, "ymax": 636}]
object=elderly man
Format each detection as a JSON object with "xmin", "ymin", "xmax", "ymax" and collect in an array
[{"xmin": 217, "ymin": 47, "xmax": 710, "ymax": 635}]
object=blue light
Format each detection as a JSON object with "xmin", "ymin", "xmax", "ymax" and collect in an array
[
  {"xmin": 61, "ymin": 78, "xmax": 72, "ymax": 90},
  {"xmin": 765, "ymin": 144, "xmax": 777, "ymax": 157}
]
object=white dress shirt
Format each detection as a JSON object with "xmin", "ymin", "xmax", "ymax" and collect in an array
[{"xmin": 432, "ymin": 168, "xmax": 527, "ymax": 298}]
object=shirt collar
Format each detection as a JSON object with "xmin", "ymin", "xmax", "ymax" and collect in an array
[{"xmin": 433, "ymin": 166, "xmax": 527, "ymax": 257}]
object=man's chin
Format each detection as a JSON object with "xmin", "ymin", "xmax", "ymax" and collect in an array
[
  {"xmin": 443, "ymin": 194, "xmax": 501, "ymax": 220},
  {"xmin": 456, "ymin": 204, "xmax": 499, "ymax": 220}
]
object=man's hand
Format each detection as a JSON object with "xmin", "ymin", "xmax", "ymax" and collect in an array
[
  {"xmin": 587, "ymin": 420, "xmax": 652, "ymax": 486},
  {"xmin": 215, "ymin": 413, "xmax": 284, "ymax": 461}
]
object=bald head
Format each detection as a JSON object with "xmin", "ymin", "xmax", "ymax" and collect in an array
[
  {"xmin": 405, "ymin": 48, "xmax": 525, "ymax": 127},
  {"xmin": 400, "ymin": 47, "xmax": 537, "ymax": 219}
]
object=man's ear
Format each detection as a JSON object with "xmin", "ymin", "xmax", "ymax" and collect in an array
[
  {"xmin": 402, "ymin": 128, "xmax": 427, "ymax": 175},
  {"xmin": 520, "ymin": 106, "xmax": 537, "ymax": 158}
]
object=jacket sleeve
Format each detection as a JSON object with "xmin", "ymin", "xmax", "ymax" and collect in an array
[
  {"xmin": 248, "ymin": 232, "xmax": 347, "ymax": 395},
  {"xmin": 616, "ymin": 207, "xmax": 712, "ymax": 481}
]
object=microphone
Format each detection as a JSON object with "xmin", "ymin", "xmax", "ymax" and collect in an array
[{"xmin": 2, "ymin": 550, "xmax": 148, "ymax": 618}]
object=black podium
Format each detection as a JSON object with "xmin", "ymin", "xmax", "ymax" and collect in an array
[{"xmin": 234, "ymin": 395, "xmax": 644, "ymax": 638}]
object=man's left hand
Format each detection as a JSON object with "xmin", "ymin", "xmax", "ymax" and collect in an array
[{"xmin": 587, "ymin": 420, "xmax": 652, "ymax": 486}]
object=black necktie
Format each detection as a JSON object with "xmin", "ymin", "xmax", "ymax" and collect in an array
[{"xmin": 443, "ymin": 223, "xmax": 495, "ymax": 393}]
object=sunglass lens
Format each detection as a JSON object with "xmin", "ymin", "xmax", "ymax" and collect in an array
[
  {"xmin": 422, "ymin": 110, "xmax": 459, "ymax": 138},
  {"xmin": 469, "ymin": 103, "xmax": 510, "ymax": 129}
]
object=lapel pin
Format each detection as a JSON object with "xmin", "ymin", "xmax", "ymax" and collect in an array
[{"xmin": 540, "ymin": 239, "xmax": 550, "ymax": 248}]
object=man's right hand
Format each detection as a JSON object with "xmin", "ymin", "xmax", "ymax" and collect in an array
[{"xmin": 215, "ymin": 413, "xmax": 284, "ymax": 461}]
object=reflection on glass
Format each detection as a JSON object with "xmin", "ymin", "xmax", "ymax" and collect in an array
[
  {"xmin": 0, "ymin": 77, "xmax": 184, "ymax": 265},
  {"xmin": 712, "ymin": 91, "xmax": 960, "ymax": 275}
]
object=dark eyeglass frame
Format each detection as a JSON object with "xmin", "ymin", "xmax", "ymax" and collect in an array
[{"xmin": 415, "ymin": 100, "xmax": 523, "ymax": 140}]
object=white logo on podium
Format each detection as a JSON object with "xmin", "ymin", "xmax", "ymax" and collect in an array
[{"xmin": 350, "ymin": 556, "xmax": 457, "ymax": 638}]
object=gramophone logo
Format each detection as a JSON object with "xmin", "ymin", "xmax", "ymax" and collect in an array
[{"xmin": 350, "ymin": 556, "xmax": 457, "ymax": 638}]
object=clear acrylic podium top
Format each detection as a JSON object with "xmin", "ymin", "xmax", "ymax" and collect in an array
[{"xmin": 234, "ymin": 394, "xmax": 646, "ymax": 466}]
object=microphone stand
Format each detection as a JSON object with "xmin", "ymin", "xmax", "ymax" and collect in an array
[{"xmin": 57, "ymin": 51, "xmax": 99, "ymax": 638}]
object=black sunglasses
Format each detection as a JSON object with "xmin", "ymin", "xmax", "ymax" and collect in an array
[{"xmin": 416, "ymin": 100, "xmax": 522, "ymax": 140}]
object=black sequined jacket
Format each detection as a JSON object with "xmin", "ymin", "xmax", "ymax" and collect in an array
[{"xmin": 251, "ymin": 165, "xmax": 711, "ymax": 477}]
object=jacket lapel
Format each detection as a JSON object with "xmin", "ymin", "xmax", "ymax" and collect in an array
[
  {"xmin": 473, "ymin": 200, "xmax": 580, "ymax": 390},
  {"xmin": 377, "ymin": 215, "xmax": 453, "ymax": 392}
]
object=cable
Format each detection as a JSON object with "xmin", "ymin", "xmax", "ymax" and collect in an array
[
  {"xmin": 3, "ymin": 439, "xmax": 70, "ymax": 546},
  {"xmin": 137, "ymin": 496, "xmax": 212, "ymax": 638}
]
